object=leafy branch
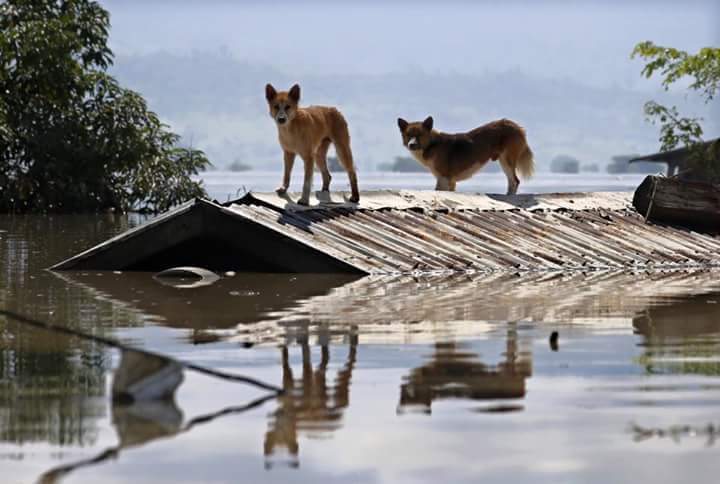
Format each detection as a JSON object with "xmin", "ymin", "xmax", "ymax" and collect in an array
[{"xmin": 632, "ymin": 42, "xmax": 719, "ymax": 180}]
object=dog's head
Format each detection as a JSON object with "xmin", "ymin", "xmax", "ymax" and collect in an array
[
  {"xmin": 397, "ymin": 116, "xmax": 434, "ymax": 151},
  {"xmin": 265, "ymin": 83, "xmax": 300, "ymax": 126}
]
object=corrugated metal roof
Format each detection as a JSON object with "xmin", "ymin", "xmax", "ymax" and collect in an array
[
  {"xmin": 52, "ymin": 191, "xmax": 720, "ymax": 274},
  {"xmin": 228, "ymin": 190, "xmax": 720, "ymax": 274}
]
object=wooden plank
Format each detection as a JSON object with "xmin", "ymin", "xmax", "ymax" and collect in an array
[{"xmin": 633, "ymin": 175, "xmax": 720, "ymax": 233}]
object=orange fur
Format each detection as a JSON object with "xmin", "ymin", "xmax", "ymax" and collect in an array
[{"xmin": 266, "ymin": 83, "xmax": 359, "ymax": 205}]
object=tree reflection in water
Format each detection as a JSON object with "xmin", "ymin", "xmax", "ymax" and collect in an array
[{"xmin": 633, "ymin": 291, "xmax": 720, "ymax": 376}]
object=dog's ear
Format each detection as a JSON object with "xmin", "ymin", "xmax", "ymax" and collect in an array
[
  {"xmin": 422, "ymin": 116, "xmax": 434, "ymax": 131},
  {"xmin": 397, "ymin": 118, "xmax": 408, "ymax": 132},
  {"xmin": 289, "ymin": 84, "xmax": 301, "ymax": 102},
  {"xmin": 265, "ymin": 83, "xmax": 277, "ymax": 102}
]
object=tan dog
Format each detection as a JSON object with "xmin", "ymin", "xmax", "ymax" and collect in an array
[
  {"xmin": 397, "ymin": 116, "xmax": 534, "ymax": 194},
  {"xmin": 265, "ymin": 83, "xmax": 360, "ymax": 205}
]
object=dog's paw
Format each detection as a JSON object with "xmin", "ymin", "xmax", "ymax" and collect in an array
[
  {"xmin": 348, "ymin": 194, "xmax": 360, "ymax": 203},
  {"xmin": 297, "ymin": 198, "xmax": 310, "ymax": 206},
  {"xmin": 275, "ymin": 186, "xmax": 287, "ymax": 195}
]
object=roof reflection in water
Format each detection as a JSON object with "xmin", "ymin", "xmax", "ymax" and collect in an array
[
  {"xmin": 239, "ymin": 269, "xmax": 720, "ymax": 345},
  {"xmin": 55, "ymin": 269, "xmax": 720, "ymax": 346},
  {"xmin": 52, "ymin": 271, "xmax": 360, "ymax": 340}
]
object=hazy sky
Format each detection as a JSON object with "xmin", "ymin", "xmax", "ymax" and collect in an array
[
  {"xmin": 100, "ymin": 1, "xmax": 719, "ymax": 169},
  {"xmin": 104, "ymin": 0, "xmax": 718, "ymax": 89}
]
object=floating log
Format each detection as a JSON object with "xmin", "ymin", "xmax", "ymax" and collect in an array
[{"xmin": 632, "ymin": 175, "xmax": 720, "ymax": 233}]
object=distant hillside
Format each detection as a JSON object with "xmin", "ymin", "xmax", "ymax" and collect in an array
[
  {"xmin": 111, "ymin": 51, "xmax": 717, "ymax": 171},
  {"xmin": 377, "ymin": 157, "xmax": 427, "ymax": 173}
]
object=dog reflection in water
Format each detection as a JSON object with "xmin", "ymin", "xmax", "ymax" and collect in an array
[
  {"xmin": 264, "ymin": 333, "xmax": 357, "ymax": 468},
  {"xmin": 398, "ymin": 328, "xmax": 532, "ymax": 414}
]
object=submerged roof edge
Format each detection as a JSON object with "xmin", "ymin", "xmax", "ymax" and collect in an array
[
  {"xmin": 50, "ymin": 197, "xmax": 369, "ymax": 274},
  {"xmin": 49, "ymin": 198, "xmax": 211, "ymax": 270}
]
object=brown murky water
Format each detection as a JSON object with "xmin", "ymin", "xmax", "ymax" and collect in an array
[{"xmin": 2, "ymin": 212, "xmax": 720, "ymax": 484}]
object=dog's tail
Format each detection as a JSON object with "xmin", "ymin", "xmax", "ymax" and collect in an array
[{"xmin": 516, "ymin": 140, "xmax": 535, "ymax": 180}]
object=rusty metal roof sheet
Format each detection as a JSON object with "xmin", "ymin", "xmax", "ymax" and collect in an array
[{"xmin": 227, "ymin": 190, "xmax": 720, "ymax": 274}]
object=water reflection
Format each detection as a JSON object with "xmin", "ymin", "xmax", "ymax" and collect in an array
[
  {"xmin": 6, "ymin": 212, "xmax": 720, "ymax": 482},
  {"xmin": 37, "ymin": 351, "xmax": 276, "ymax": 484},
  {"xmin": 264, "ymin": 330, "xmax": 357, "ymax": 468},
  {"xmin": 53, "ymin": 271, "xmax": 359, "ymax": 334},
  {"xmin": 633, "ymin": 292, "xmax": 720, "ymax": 376},
  {"xmin": 56, "ymin": 269, "xmax": 720, "ymax": 345},
  {"xmin": 631, "ymin": 422, "xmax": 720, "ymax": 446},
  {"xmin": 1, "ymin": 215, "xmax": 146, "ymax": 450},
  {"xmin": 240, "ymin": 270, "xmax": 720, "ymax": 344},
  {"xmin": 37, "ymin": 398, "xmax": 183, "ymax": 484},
  {"xmin": 398, "ymin": 327, "xmax": 531, "ymax": 414},
  {"xmin": 0, "ymin": 324, "xmax": 108, "ymax": 447}
]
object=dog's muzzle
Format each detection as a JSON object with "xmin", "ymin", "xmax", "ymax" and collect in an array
[
  {"xmin": 407, "ymin": 137, "xmax": 420, "ymax": 150},
  {"xmin": 276, "ymin": 116, "xmax": 287, "ymax": 125}
]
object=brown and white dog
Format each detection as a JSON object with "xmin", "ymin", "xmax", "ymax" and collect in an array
[
  {"xmin": 397, "ymin": 116, "xmax": 534, "ymax": 194},
  {"xmin": 265, "ymin": 83, "xmax": 360, "ymax": 205}
]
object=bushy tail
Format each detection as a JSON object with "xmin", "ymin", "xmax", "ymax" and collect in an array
[{"xmin": 516, "ymin": 142, "xmax": 535, "ymax": 180}]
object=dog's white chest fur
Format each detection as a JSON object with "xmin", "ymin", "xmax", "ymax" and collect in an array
[
  {"xmin": 409, "ymin": 149, "xmax": 430, "ymax": 167},
  {"xmin": 408, "ymin": 149, "xmax": 441, "ymax": 177}
]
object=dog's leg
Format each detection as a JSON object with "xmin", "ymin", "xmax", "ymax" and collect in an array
[
  {"xmin": 277, "ymin": 151, "xmax": 295, "ymax": 195},
  {"xmin": 435, "ymin": 176, "xmax": 452, "ymax": 191},
  {"xmin": 335, "ymin": 142, "xmax": 360, "ymax": 203},
  {"xmin": 345, "ymin": 167, "xmax": 360, "ymax": 203},
  {"xmin": 331, "ymin": 121, "xmax": 360, "ymax": 203},
  {"xmin": 500, "ymin": 156, "xmax": 519, "ymax": 195},
  {"xmin": 315, "ymin": 138, "xmax": 332, "ymax": 191},
  {"xmin": 448, "ymin": 179, "xmax": 457, "ymax": 191},
  {"xmin": 298, "ymin": 154, "xmax": 314, "ymax": 205}
]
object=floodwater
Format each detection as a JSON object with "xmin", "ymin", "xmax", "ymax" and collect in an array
[{"xmin": 3, "ymin": 173, "xmax": 720, "ymax": 484}]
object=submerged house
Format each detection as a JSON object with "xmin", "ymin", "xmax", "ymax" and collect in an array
[
  {"xmin": 51, "ymin": 190, "xmax": 720, "ymax": 275},
  {"xmin": 629, "ymin": 138, "xmax": 719, "ymax": 176}
]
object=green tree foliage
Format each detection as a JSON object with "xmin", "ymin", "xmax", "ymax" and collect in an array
[
  {"xmin": 632, "ymin": 42, "xmax": 720, "ymax": 152},
  {"xmin": 0, "ymin": 0, "xmax": 210, "ymax": 212}
]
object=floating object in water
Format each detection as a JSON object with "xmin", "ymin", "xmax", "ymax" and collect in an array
[
  {"xmin": 549, "ymin": 331, "xmax": 559, "ymax": 351},
  {"xmin": 154, "ymin": 266, "xmax": 220, "ymax": 289}
]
